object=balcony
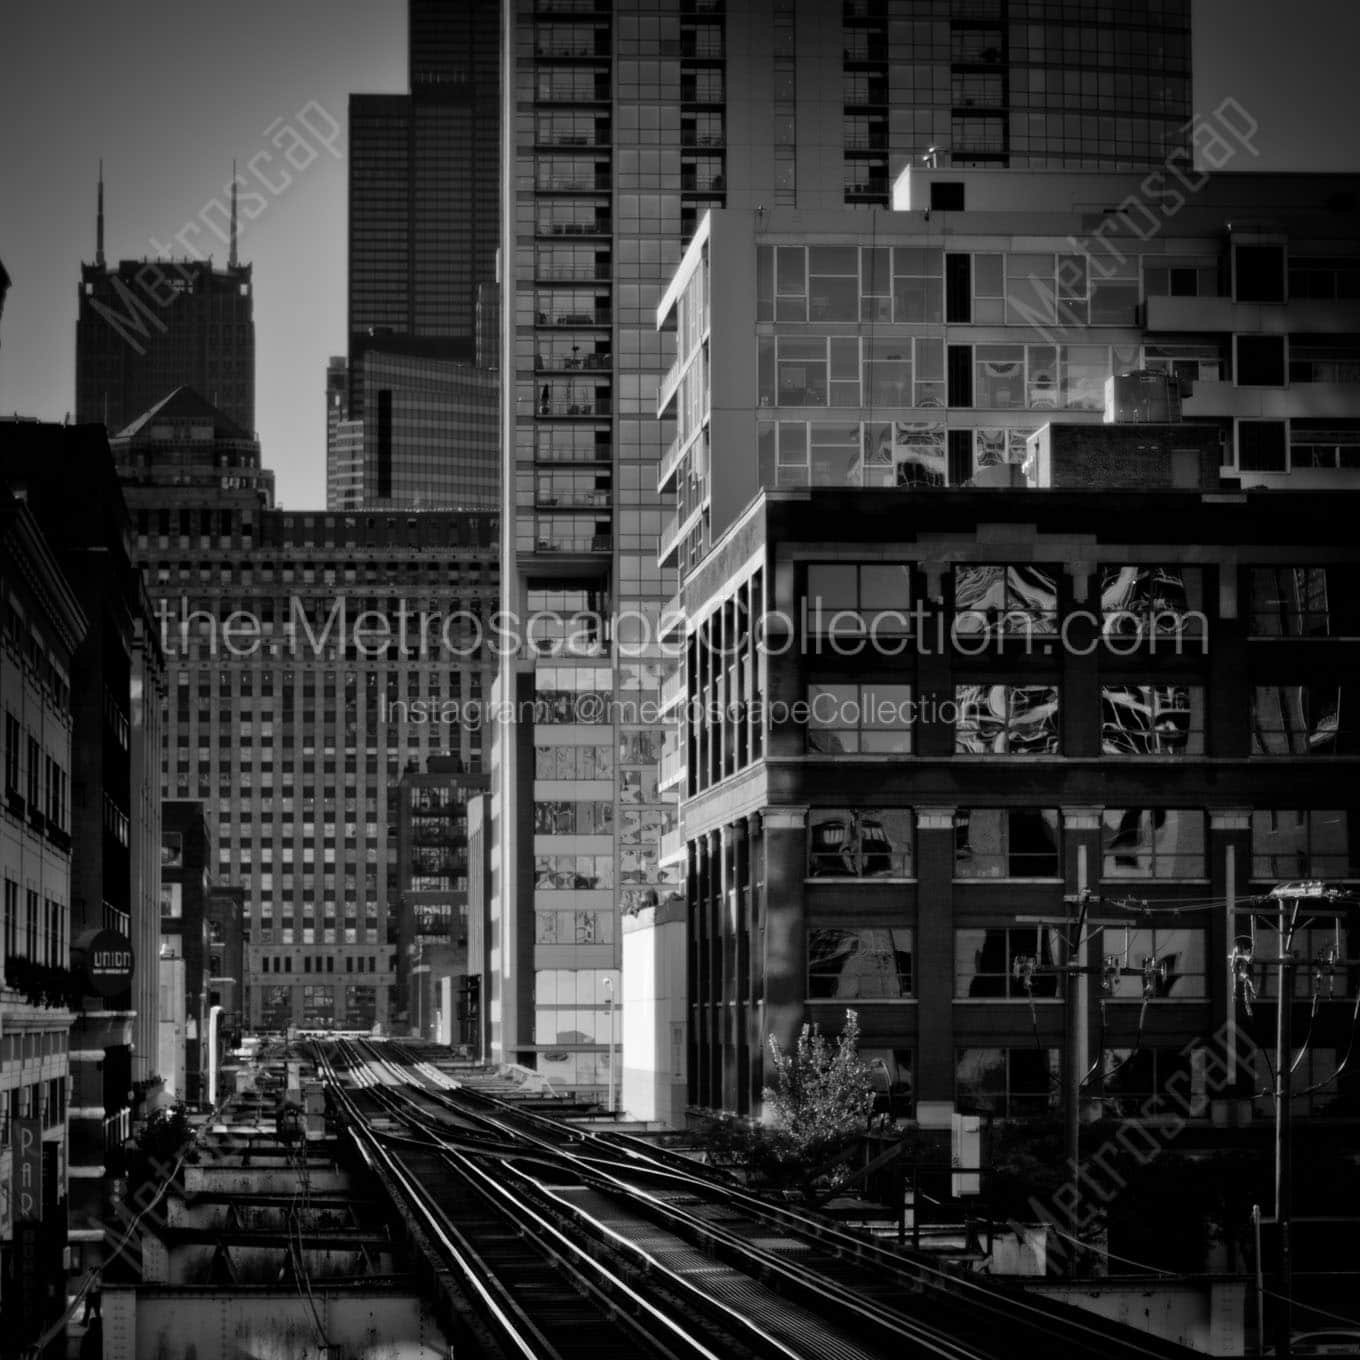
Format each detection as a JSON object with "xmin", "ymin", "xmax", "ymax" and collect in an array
[
  {"xmin": 535, "ymin": 175, "xmax": 611, "ymax": 194},
  {"xmin": 536, "ymin": 350, "xmax": 613, "ymax": 373},
  {"xmin": 1145, "ymin": 294, "xmax": 1360, "ymax": 333},
  {"xmin": 534, "ymin": 398, "xmax": 612, "ymax": 418},
  {"xmin": 533, "ymin": 263, "xmax": 612, "ymax": 283},
  {"xmin": 658, "ymin": 430, "xmax": 688, "ymax": 492},
  {"xmin": 658, "ymin": 502, "xmax": 703, "ymax": 569},
  {"xmin": 659, "ymin": 824, "xmax": 687, "ymax": 868},
  {"xmin": 660, "ymin": 666, "xmax": 686, "ymax": 716},
  {"xmin": 538, "ymin": 218, "xmax": 611, "ymax": 238},
  {"xmin": 658, "ymin": 590, "xmax": 685, "ymax": 644},
  {"xmin": 1181, "ymin": 380, "xmax": 1360, "ymax": 421},
  {"xmin": 657, "ymin": 354, "xmax": 686, "ymax": 416},
  {"xmin": 537, "ymin": 309, "xmax": 612, "ymax": 328}
]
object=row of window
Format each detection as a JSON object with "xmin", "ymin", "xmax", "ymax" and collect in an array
[
  {"xmin": 2, "ymin": 880, "xmax": 67, "ymax": 970},
  {"xmin": 1, "ymin": 593, "xmax": 72, "ymax": 712},
  {"xmin": 754, "ymin": 243, "xmax": 1356, "ymax": 327},
  {"xmin": 805, "ymin": 807, "xmax": 1358, "ymax": 882},
  {"xmin": 804, "ymin": 681, "xmax": 1355, "ymax": 759},
  {"xmin": 803, "ymin": 562, "xmax": 1360, "ymax": 640},
  {"xmin": 0, "ymin": 1078, "xmax": 67, "ymax": 1129},
  {"xmin": 257, "ymin": 954, "xmax": 382, "ymax": 975}
]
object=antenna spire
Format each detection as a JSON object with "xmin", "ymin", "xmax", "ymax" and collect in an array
[
  {"xmin": 228, "ymin": 160, "xmax": 238, "ymax": 269},
  {"xmin": 96, "ymin": 159, "xmax": 105, "ymax": 268}
]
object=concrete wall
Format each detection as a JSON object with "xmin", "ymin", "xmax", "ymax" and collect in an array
[
  {"xmin": 1035, "ymin": 1278, "xmax": 1247, "ymax": 1357},
  {"xmin": 621, "ymin": 901, "xmax": 687, "ymax": 1125},
  {"xmin": 103, "ymin": 1286, "xmax": 447, "ymax": 1360}
]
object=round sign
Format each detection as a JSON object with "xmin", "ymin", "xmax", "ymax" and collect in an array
[{"xmin": 77, "ymin": 929, "xmax": 135, "ymax": 996}]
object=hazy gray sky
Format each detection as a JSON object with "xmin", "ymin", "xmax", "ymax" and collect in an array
[{"xmin": 1, "ymin": 0, "xmax": 1357, "ymax": 510}]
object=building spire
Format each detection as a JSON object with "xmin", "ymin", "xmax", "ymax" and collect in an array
[
  {"xmin": 96, "ymin": 159, "xmax": 105, "ymax": 268},
  {"xmin": 228, "ymin": 160, "xmax": 238, "ymax": 269}
]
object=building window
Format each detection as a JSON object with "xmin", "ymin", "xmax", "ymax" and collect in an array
[
  {"xmin": 1290, "ymin": 421, "xmax": 1360, "ymax": 470},
  {"xmin": 1235, "ymin": 335, "xmax": 1286, "ymax": 387},
  {"xmin": 806, "ymin": 683, "xmax": 912, "ymax": 754},
  {"xmin": 1099, "ymin": 927, "xmax": 1207, "ymax": 1000},
  {"xmin": 1234, "ymin": 243, "xmax": 1285, "ymax": 303},
  {"xmin": 1238, "ymin": 419, "xmax": 1288, "ymax": 472},
  {"xmin": 1249, "ymin": 567, "xmax": 1360, "ymax": 638},
  {"xmin": 1100, "ymin": 1047, "xmax": 1196, "ymax": 1118},
  {"xmin": 862, "ymin": 1048, "xmax": 914, "ymax": 1117},
  {"xmin": 955, "ymin": 685, "xmax": 1060, "ymax": 755},
  {"xmin": 953, "ymin": 565, "xmax": 1058, "ymax": 636},
  {"xmin": 1250, "ymin": 809, "xmax": 1355, "ymax": 881},
  {"xmin": 807, "ymin": 807, "xmax": 913, "ymax": 878},
  {"xmin": 1251, "ymin": 684, "xmax": 1355, "ymax": 755},
  {"xmin": 1099, "ymin": 566, "xmax": 1205, "ymax": 640},
  {"xmin": 531, "ymin": 801, "xmax": 614, "ymax": 834},
  {"xmin": 2, "ymin": 710, "xmax": 19, "ymax": 795},
  {"xmin": 804, "ymin": 563, "xmax": 911, "ymax": 636},
  {"xmin": 955, "ymin": 927, "xmax": 1063, "ymax": 999},
  {"xmin": 1101, "ymin": 685, "xmax": 1206, "ymax": 756},
  {"xmin": 807, "ymin": 927, "xmax": 913, "ymax": 1000},
  {"xmin": 1249, "ymin": 1046, "xmax": 1357, "ymax": 1117},
  {"xmin": 1101, "ymin": 809, "xmax": 1207, "ymax": 879},
  {"xmin": 973, "ymin": 344, "xmax": 1026, "ymax": 408},
  {"xmin": 1254, "ymin": 925, "xmax": 1356, "ymax": 998},
  {"xmin": 956, "ymin": 1047, "xmax": 1060, "ymax": 1118},
  {"xmin": 954, "ymin": 809, "xmax": 1060, "ymax": 878}
]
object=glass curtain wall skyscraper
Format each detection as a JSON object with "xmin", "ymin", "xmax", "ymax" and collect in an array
[
  {"xmin": 492, "ymin": 0, "xmax": 1191, "ymax": 1110},
  {"xmin": 348, "ymin": 0, "xmax": 501, "ymax": 421}
]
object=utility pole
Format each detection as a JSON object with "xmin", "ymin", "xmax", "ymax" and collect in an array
[
  {"xmin": 1240, "ymin": 880, "xmax": 1357, "ymax": 1360},
  {"xmin": 1270, "ymin": 883, "xmax": 1299, "ymax": 1360},
  {"xmin": 1064, "ymin": 866, "xmax": 1091, "ymax": 1257}
]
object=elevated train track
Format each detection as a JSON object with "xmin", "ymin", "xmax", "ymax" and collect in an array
[{"xmin": 316, "ymin": 1037, "xmax": 1200, "ymax": 1360}]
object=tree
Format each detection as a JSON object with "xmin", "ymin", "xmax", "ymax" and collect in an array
[{"xmin": 704, "ymin": 1010, "xmax": 876, "ymax": 1202}]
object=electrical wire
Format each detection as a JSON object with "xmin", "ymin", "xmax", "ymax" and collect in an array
[
  {"xmin": 1044, "ymin": 1226, "xmax": 1179, "ymax": 1279},
  {"xmin": 1257, "ymin": 1285, "xmax": 1360, "ymax": 1334}
]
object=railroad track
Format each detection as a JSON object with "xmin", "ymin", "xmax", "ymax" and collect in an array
[
  {"xmin": 318, "ymin": 1037, "xmax": 1200, "ymax": 1360},
  {"xmin": 320, "ymin": 1038, "xmax": 986, "ymax": 1360}
]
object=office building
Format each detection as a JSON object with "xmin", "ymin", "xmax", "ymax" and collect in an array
[
  {"xmin": 392, "ymin": 757, "xmax": 488, "ymax": 1042},
  {"xmin": 325, "ymin": 357, "xmax": 366, "ymax": 512},
  {"xmin": 111, "ymin": 394, "xmax": 499, "ymax": 1031},
  {"xmin": 491, "ymin": 0, "xmax": 1195, "ymax": 1120},
  {"xmin": 674, "ymin": 480, "xmax": 1360, "ymax": 1129},
  {"xmin": 358, "ymin": 350, "xmax": 499, "ymax": 510},
  {"xmin": 657, "ymin": 167, "xmax": 1360, "ymax": 574},
  {"xmin": 0, "ymin": 488, "xmax": 85, "ymax": 1346},
  {"xmin": 77, "ymin": 170, "xmax": 255, "ymax": 436},
  {"xmin": 1, "ymin": 419, "xmax": 165, "ymax": 1289},
  {"xmin": 205, "ymin": 884, "xmax": 246, "ymax": 1055},
  {"xmin": 159, "ymin": 801, "xmax": 213, "ymax": 1102},
  {"xmin": 653, "ymin": 164, "xmax": 1360, "ymax": 1120},
  {"xmin": 347, "ymin": 0, "xmax": 501, "ymax": 420}
]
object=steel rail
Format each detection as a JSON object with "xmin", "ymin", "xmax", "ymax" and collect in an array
[
  {"xmin": 358, "ymin": 1068, "xmax": 987, "ymax": 1360},
  {"xmin": 371, "ymin": 1040, "xmax": 1200, "ymax": 1360}
]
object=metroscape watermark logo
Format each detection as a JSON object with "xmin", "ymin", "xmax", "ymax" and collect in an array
[{"xmin": 155, "ymin": 591, "xmax": 1210, "ymax": 663}]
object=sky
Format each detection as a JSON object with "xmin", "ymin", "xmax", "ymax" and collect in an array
[{"xmin": 1, "ymin": 0, "xmax": 1357, "ymax": 511}]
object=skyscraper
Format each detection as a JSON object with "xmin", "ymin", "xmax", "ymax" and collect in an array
[
  {"xmin": 489, "ymin": 0, "xmax": 1193, "ymax": 1118},
  {"xmin": 347, "ymin": 0, "xmax": 501, "ymax": 421},
  {"xmin": 111, "ymin": 394, "xmax": 500, "ymax": 1032},
  {"xmin": 76, "ymin": 168, "xmax": 255, "ymax": 435}
]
